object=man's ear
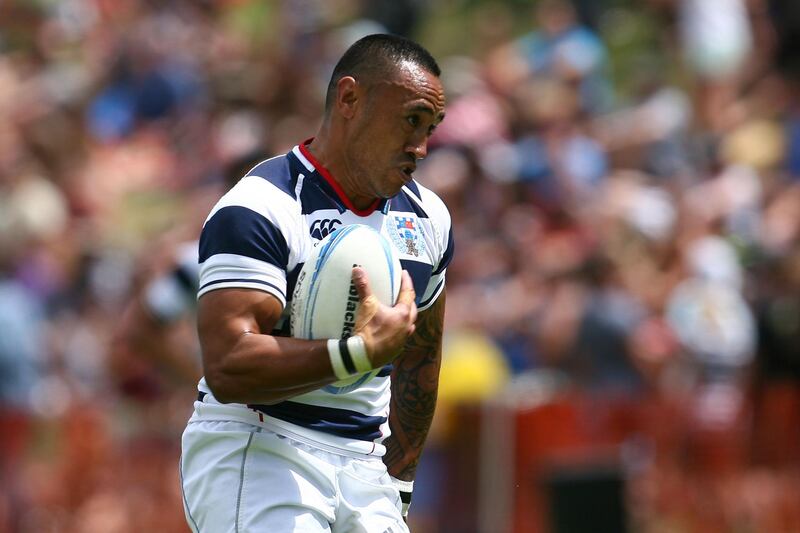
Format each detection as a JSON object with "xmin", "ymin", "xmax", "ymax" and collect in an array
[{"xmin": 335, "ymin": 76, "xmax": 360, "ymax": 119}]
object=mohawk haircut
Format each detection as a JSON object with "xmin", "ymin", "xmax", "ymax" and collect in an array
[{"xmin": 324, "ymin": 34, "xmax": 441, "ymax": 112}]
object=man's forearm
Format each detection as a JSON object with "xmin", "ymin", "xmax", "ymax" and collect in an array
[{"xmin": 383, "ymin": 291, "xmax": 446, "ymax": 480}]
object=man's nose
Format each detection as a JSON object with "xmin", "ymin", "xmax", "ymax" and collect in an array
[{"xmin": 406, "ymin": 136, "xmax": 428, "ymax": 160}]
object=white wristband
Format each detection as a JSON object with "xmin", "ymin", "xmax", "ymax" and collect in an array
[
  {"xmin": 347, "ymin": 335, "xmax": 372, "ymax": 373},
  {"xmin": 327, "ymin": 339, "xmax": 350, "ymax": 380},
  {"xmin": 390, "ymin": 476, "xmax": 413, "ymax": 517},
  {"xmin": 327, "ymin": 336, "xmax": 371, "ymax": 380}
]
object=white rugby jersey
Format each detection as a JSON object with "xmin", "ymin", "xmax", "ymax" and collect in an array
[{"xmin": 192, "ymin": 141, "xmax": 454, "ymax": 456}]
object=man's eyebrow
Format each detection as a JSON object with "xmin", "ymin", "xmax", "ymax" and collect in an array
[{"xmin": 408, "ymin": 104, "xmax": 446, "ymax": 123}]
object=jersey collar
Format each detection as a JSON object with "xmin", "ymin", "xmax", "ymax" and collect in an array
[{"xmin": 297, "ymin": 139, "xmax": 386, "ymax": 217}]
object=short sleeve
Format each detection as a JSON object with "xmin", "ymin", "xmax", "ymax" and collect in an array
[
  {"xmin": 415, "ymin": 186, "xmax": 454, "ymax": 312},
  {"xmin": 197, "ymin": 176, "xmax": 305, "ymax": 308}
]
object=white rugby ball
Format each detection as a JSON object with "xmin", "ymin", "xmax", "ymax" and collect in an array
[{"xmin": 291, "ymin": 224, "xmax": 401, "ymax": 371}]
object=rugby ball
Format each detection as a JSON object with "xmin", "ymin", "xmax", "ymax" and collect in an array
[{"xmin": 291, "ymin": 223, "xmax": 401, "ymax": 346}]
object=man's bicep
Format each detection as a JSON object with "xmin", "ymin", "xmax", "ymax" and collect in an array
[{"xmin": 197, "ymin": 289, "xmax": 284, "ymax": 362}]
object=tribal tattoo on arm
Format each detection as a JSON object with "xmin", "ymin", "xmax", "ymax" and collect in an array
[{"xmin": 383, "ymin": 290, "xmax": 446, "ymax": 481}]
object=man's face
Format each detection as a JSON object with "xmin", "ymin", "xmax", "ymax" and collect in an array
[{"xmin": 345, "ymin": 62, "xmax": 446, "ymax": 200}]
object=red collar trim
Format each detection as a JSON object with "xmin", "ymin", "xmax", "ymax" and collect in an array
[{"xmin": 299, "ymin": 139, "xmax": 381, "ymax": 217}]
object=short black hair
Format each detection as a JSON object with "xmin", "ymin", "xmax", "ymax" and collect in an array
[{"xmin": 324, "ymin": 34, "xmax": 441, "ymax": 112}]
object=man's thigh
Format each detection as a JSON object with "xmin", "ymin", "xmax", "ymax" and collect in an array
[
  {"xmin": 180, "ymin": 420, "xmax": 336, "ymax": 532},
  {"xmin": 335, "ymin": 458, "xmax": 409, "ymax": 533}
]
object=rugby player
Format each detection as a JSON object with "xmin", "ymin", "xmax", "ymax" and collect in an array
[{"xmin": 180, "ymin": 34, "xmax": 453, "ymax": 532}]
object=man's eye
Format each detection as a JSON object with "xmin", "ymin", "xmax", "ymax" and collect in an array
[{"xmin": 407, "ymin": 115, "xmax": 419, "ymax": 127}]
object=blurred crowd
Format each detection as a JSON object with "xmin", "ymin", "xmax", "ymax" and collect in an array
[{"xmin": 1, "ymin": 0, "xmax": 799, "ymax": 532}]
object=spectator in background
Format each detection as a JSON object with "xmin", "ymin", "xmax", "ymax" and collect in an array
[
  {"xmin": 111, "ymin": 150, "xmax": 266, "ymax": 394},
  {"xmin": 533, "ymin": 250, "xmax": 648, "ymax": 393},
  {"xmin": 679, "ymin": 0, "xmax": 753, "ymax": 130},
  {"xmin": 514, "ymin": 0, "xmax": 611, "ymax": 113},
  {"xmin": 0, "ymin": 266, "xmax": 44, "ymax": 533},
  {"xmin": 668, "ymin": 236, "xmax": 755, "ymax": 355}
]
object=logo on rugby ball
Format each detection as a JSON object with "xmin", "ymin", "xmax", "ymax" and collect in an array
[{"xmin": 387, "ymin": 216, "xmax": 425, "ymax": 257}]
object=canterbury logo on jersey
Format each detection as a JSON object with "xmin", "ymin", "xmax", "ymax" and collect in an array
[{"xmin": 310, "ymin": 218, "xmax": 342, "ymax": 240}]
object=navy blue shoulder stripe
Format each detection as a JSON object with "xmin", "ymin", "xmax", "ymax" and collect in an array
[
  {"xmin": 246, "ymin": 155, "xmax": 297, "ymax": 199},
  {"xmin": 286, "ymin": 150, "xmax": 311, "ymax": 178},
  {"xmin": 405, "ymin": 179, "xmax": 421, "ymax": 198},
  {"xmin": 199, "ymin": 205, "xmax": 289, "ymax": 267},
  {"xmin": 395, "ymin": 186, "xmax": 429, "ymax": 219},
  {"xmin": 433, "ymin": 225, "xmax": 454, "ymax": 275},
  {"xmin": 299, "ymin": 178, "xmax": 345, "ymax": 215},
  {"xmin": 251, "ymin": 401, "xmax": 386, "ymax": 441}
]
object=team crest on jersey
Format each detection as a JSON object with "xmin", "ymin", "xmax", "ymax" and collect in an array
[{"xmin": 386, "ymin": 216, "xmax": 425, "ymax": 257}]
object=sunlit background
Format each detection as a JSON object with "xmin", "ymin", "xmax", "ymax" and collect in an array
[{"xmin": 1, "ymin": 0, "xmax": 800, "ymax": 531}]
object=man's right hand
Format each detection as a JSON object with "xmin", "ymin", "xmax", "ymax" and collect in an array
[{"xmin": 352, "ymin": 267, "xmax": 417, "ymax": 368}]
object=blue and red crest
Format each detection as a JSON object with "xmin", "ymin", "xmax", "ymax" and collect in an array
[{"xmin": 386, "ymin": 215, "xmax": 426, "ymax": 257}]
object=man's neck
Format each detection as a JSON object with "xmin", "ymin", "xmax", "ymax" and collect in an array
[{"xmin": 305, "ymin": 132, "xmax": 374, "ymax": 211}]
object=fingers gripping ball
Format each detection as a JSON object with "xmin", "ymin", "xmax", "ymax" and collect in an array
[{"xmin": 291, "ymin": 225, "xmax": 402, "ymax": 386}]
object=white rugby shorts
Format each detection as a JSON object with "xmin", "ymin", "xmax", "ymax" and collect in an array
[{"xmin": 180, "ymin": 419, "xmax": 409, "ymax": 533}]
